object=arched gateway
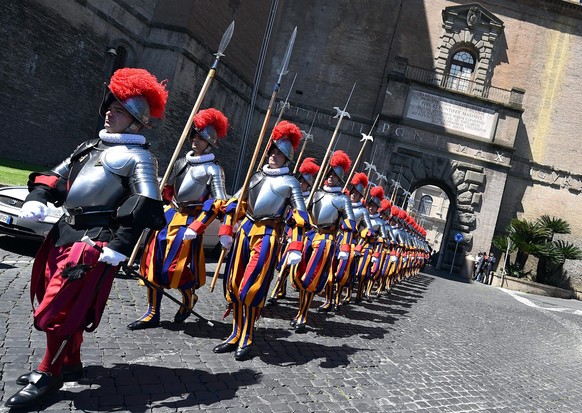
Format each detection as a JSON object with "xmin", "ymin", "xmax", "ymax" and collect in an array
[
  {"xmin": 369, "ymin": 76, "xmax": 523, "ymax": 273},
  {"xmin": 362, "ymin": 3, "xmax": 525, "ymax": 275}
]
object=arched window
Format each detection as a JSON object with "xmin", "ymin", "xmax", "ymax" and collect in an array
[
  {"xmin": 446, "ymin": 50, "xmax": 475, "ymax": 92},
  {"xmin": 418, "ymin": 195, "xmax": 434, "ymax": 216},
  {"xmin": 112, "ymin": 45, "xmax": 128, "ymax": 73}
]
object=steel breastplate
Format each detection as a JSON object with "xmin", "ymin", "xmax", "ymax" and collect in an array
[
  {"xmin": 246, "ymin": 173, "xmax": 294, "ymax": 219},
  {"xmin": 174, "ymin": 163, "xmax": 213, "ymax": 205},
  {"xmin": 311, "ymin": 190, "xmax": 343, "ymax": 226},
  {"xmin": 370, "ymin": 215, "xmax": 387, "ymax": 239},
  {"xmin": 64, "ymin": 148, "xmax": 125, "ymax": 212},
  {"xmin": 352, "ymin": 204, "xmax": 368, "ymax": 229}
]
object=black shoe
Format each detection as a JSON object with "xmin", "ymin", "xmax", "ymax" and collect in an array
[
  {"xmin": 294, "ymin": 323, "xmax": 307, "ymax": 334},
  {"xmin": 234, "ymin": 344, "xmax": 253, "ymax": 361},
  {"xmin": 213, "ymin": 342, "xmax": 237, "ymax": 354},
  {"xmin": 290, "ymin": 319, "xmax": 297, "ymax": 328},
  {"xmin": 267, "ymin": 297, "xmax": 278, "ymax": 305},
  {"xmin": 127, "ymin": 319, "xmax": 160, "ymax": 330},
  {"xmin": 16, "ymin": 363, "xmax": 83, "ymax": 386},
  {"xmin": 5, "ymin": 371, "xmax": 63, "ymax": 408},
  {"xmin": 317, "ymin": 305, "xmax": 331, "ymax": 313}
]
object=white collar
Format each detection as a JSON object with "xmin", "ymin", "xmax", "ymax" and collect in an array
[
  {"xmin": 262, "ymin": 165, "xmax": 289, "ymax": 176},
  {"xmin": 352, "ymin": 201, "xmax": 363, "ymax": 208},
  {"xmin": 369, "ymin": 212, "xmax": 380, "ymax": 219},
  {"xmin": 99, "ymin": 129, "xmax": 146, "ymax": 145},
  {"xmin": 186, "ymin": 152, "xmax": 215, "ymax": 164},
  {"xmin": 302, "ymin": 190, "xmax": 310, "ymax": 197},
  {"xmin": 323, "ymin": 185, "xmax": 342, "ymax": 193}
]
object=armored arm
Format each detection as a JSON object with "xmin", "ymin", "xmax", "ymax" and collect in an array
[
  {"xmin": 189, "ymin": 163, "xmax": 228, "ymax": 234},
  {"xmin": 286, "ymin": 176, "xmax": 309, "ymax": 251},
  {"xmin": 26, "ymin": 139, "xmax": 99, "ymax": 206},
  {"xmin": 105, "ymin": 148, "xmax": 165, "ymax": 255}
]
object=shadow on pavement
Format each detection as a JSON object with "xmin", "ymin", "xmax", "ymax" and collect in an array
[
  {"xmin": 258, "ymin": 339, "xmax": 365, "ymax": 368},
  {"xmin": 0, "ymin": 235, "xmax": 41, "ymax": 257},
  {"xmin": 44, "ymin": 364, "xmax": 259, "ymax": 412}
]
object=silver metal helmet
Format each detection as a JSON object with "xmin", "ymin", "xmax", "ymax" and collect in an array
[
  {"xmin": 273, "ymin": 138, "xmax": 295, "ymax": 162},
  {"xmin": 352, "ymin": 182, "xmax": 365, "ymax": 196},
  {"xmin": 301, "ymin": 172, "xmax": 315, "ymax": 187},
  {"xmin": 195, "ymin": 125, "xmax": 219, "ymax": 147},
  {"xmin": 370, "ymin": 194, "xmax": 382, "ymax": 207},
  {"xmin": 99, "ymin": 91, "xmax": 151, "ymax": 129},
  {"xmin": 332, "ymin": 165, "xmax": 346, "ymax": 182}
]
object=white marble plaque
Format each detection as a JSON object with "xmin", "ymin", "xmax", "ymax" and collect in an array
[{"xmin": 404, "ymin": 89, "xmax": 498, "ymax": 140}]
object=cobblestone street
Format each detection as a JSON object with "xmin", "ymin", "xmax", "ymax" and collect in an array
[{"xmin": 1, "ymin": 238, "xmax": 581, "ymax": 412}]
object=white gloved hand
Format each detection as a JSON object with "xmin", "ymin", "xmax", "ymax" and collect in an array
[
  {"xmin": 19, "ymin": 201, "xmax": 49, "ymax": 221},
  {"xmin": 183, "ymin": 227, "xmax": 198, "ymax": 240},
  {"xmin": 98, "ymin": 247, "xmax": 128, "ymax": 266},
  {"xmin": 371, "ymin": 256, "xmax": 379, "ymax": 264},
  {"xmin": 286, "ymin": 250, "xmax": 302, "ymax": 266},
  {"xmin": 338, "ymin": 251, "xmax": 349, "ymax": 261},
  {"xmin": 220, "ymin": 235, "xmax": 233, "ymax": 250}
]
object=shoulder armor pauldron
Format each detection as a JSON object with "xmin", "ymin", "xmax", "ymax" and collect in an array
[
  {"xmin": 101, "ymin": 145, "xmax": 155, "ymax": 177},
  {"xmin": 249, "ymin": 172, "xmax": 264, "ymax": 188}
]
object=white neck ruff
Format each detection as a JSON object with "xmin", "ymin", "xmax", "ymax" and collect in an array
[
  {"xmin": 324, "ymin": 185, "xmax": 342, "ymax": 193},
  {"xmin": 262, "ymin": 165, "xmax": 289, "ymax": 176},
  {"xmin": 186, "ymin": 152, "xmax": 215, "ymax": 164},
  {"xmin": 99, "ymin": 129, "xmax": 146, "ymax": 145}
]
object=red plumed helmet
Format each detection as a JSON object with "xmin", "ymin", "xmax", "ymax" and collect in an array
[
  {"xmin": 351, "ymin": 172, "xmax": 368, "ymax": 195},
  {"xmin": 299, "ymin": 157, "xmax": 320, "ymax": 187},
  {"xmin": 369, "ymin": 185, "xmax": 385, "ymax": 206},
  {"xmin": 330, "ymin": 150, "xmax": 352, "ymax": 182},
  {"xmin": 398, "ymin": 209, "xmax": 407, "ymax": 220},
  {"xmin": 193, "ymin": 108, "xmax": 229, "ymax": 147},
  {"xmin": 272, "ymin": 120, "xmax": 302, "ymax": 161},
  {"xmin": 380, "ymin": 198, "xmax": 392, "ymax": 213},
  {"xmin": 103, "ymin": 68, "xmax": 169, "ymax": 128},
  {"xmin": 391, "ymin": 205, "xmax": 400, "ymax": 218}
]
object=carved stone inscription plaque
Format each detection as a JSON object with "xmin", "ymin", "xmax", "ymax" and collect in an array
[{"xmin": 404, "ymin": 89, "xmax": 498, "ymax": 140}]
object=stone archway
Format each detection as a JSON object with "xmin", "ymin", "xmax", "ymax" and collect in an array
[{"xmin": 381, "ymin": 150, "xmax": 487, "ymax": 272}]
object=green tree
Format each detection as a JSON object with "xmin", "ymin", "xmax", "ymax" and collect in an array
[
  {"xmin": 498, "ymin": 215, "xmax": 582, "ymax": 287},
  {"xmin": 507, "ymin": 218, "xmax": 550, "ymax": 273}
]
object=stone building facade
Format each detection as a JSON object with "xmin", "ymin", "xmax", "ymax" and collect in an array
[{"xmin": 1, "ymin": 0, "xmax": 581, "ymax": 292}]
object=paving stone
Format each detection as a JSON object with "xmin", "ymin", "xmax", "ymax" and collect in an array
[{"xmin": 0, "ymin": 245, "xmax": 581, "ymax": 413}]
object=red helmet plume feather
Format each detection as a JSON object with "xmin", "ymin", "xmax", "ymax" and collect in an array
[
  {"xmin": 194, "ymin": 108, "xmax": 229, "ymax": 139},
  {"xmin": 398, "ymin": 209, "xmax": 407, "ymax": 219},
  {"xmin": 108, "ymin": 68, "xmax": 168, "ymax": 119},
  {"xmin": 272, "ymin": 120, "xmax": 302, "ymax": 150},
  {"xmin": 391, "ymin": 205, "xmax": 400, "ymax": 217},
  {"xmin": 351, "ymin": 172, "xmax": 368, "ymax": 188},
  {"xmin": 380, "ymin": 198, "xmax": 392, "ymax": 212},
  {"xmin": 330, "ymin": 150, "xmax": 352, "ymax": 173},
  {"xmin": 369, "ymin": 185, "xmax": 385, "ymax": 200},
  {"xmin": 299, "ymin": 157, "xmax": 320, "ymax": 175}
]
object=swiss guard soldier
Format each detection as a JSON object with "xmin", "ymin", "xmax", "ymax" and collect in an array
[
  {"xmin": 375, "ymin": 198, "xmax": 397, "ymax": 295},
  {"xmin": 5, "ymin": 68, "xmax": 168, "ymax": 409},
  {"xmin": 215, "ymin": 121, "xmax": 309, "ymax": 360},
  {"xmin": 292, "ymin": 150, "xmax": 356, "ymax": 332},
  {"xmin": 269, "ymin": 157, "xmax": 320, "ymax": 304},
  {"xmin": 355, "ymin": 185, "xmax": 387, "ymax": 302},
  {"xmin": 128, "ymin": 108, "xmax": 229, "ymax": 330},
  {"xmin": 334, "ymin": 172, "xmax": 374, "ymax": 309}
]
